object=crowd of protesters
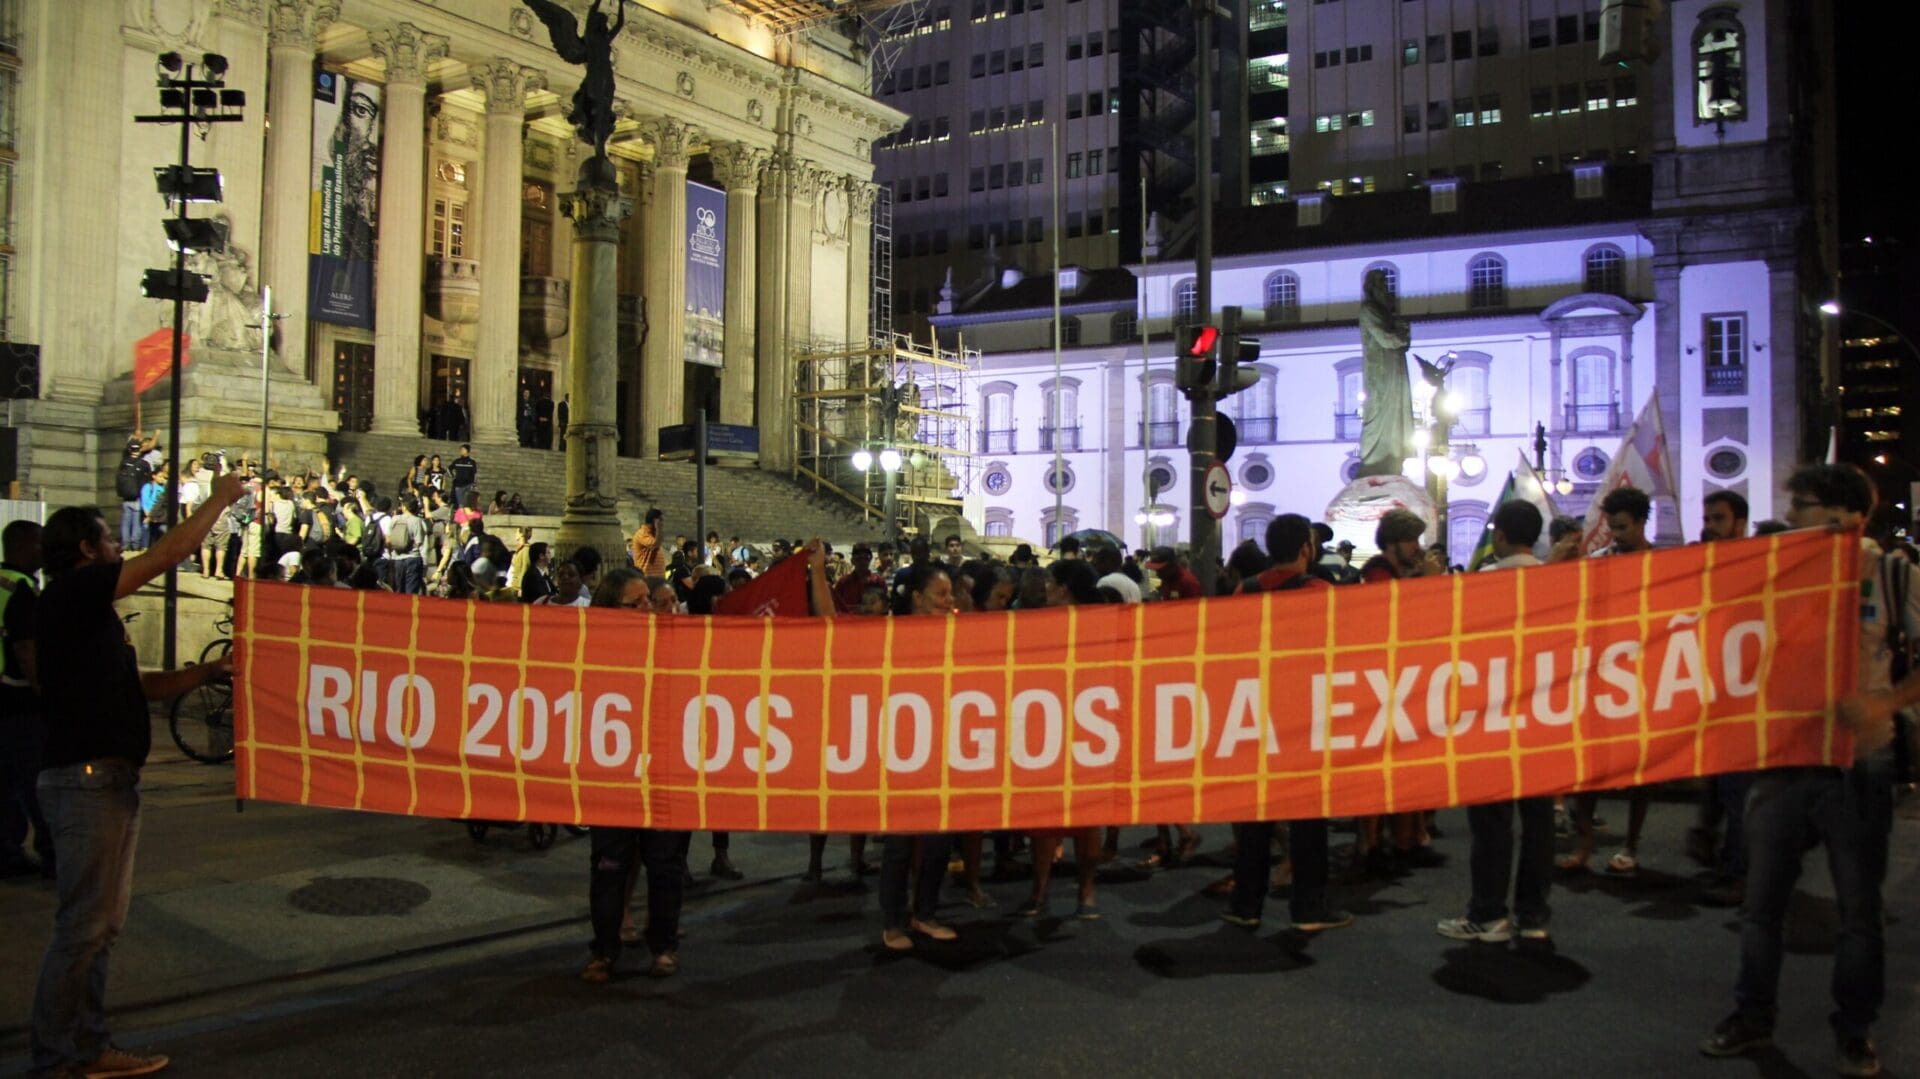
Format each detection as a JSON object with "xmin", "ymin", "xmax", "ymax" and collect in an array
[{"xmin": 8, "ymin": 443, "xmax": 1918, "ymax": 1077}]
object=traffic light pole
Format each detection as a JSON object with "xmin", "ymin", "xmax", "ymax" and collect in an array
[{"xmin": 1187, "ymin": 0, "xmax": 1219, "ymax": 594}]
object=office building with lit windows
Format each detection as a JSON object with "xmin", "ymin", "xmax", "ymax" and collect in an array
[{"xmin": 926, "ymin": 0, "xmax": 1839, "ymax": 560}]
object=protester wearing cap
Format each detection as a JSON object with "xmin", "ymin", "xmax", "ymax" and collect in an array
[{"xmin": 1145, "ymin": 546, "xmax": 1204, "ymax": 601}]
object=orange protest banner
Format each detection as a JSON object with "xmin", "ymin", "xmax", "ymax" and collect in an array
[{"xmin": 234, "ymin": 529, "xmax": 1859, "ymax": 832}]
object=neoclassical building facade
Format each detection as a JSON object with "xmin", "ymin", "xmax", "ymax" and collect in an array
[{"xmin": 4, "ymin": 0, "xmax": 903, "ymax": 505}]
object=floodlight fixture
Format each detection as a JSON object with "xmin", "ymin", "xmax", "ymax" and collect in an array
[
  {"xmin": 154, "ymin": 165, "xmax": 224, "ymax": 203},
  {"xmin": 163, "ymin": 217, "xmax": 229, "ymax": 255},
  {"xmin": 141, "ymin": 268, "xmax": 210, "ymax": 303}
]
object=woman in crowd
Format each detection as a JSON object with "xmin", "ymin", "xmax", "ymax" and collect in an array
[
  {"xmin": 518, "ymin": 542, "xmax": 553, "ymax": 604},
  {"xmin": 532, "ymin": 558, "xmax": 590, "ymax": 607},
  {"xmin": 1015, "ymin": 559, "xmax": 1106, "ymax": 920},
  {"xmin": 878, "ymin": 561, "xmax": 962, "ymax": 951},
  {"xmin": 583, "ymin": 568, "xmax": 689, "ymax": 983},
  {"xmin": 437, "ymin": 516, "xmax": 488, "ymax": 582},
  {"xmin": 438, "ymin": 562, "xmax": 479, "ymax": 600},
  {"xmin": 399, "ymin": 454, "xmax": 426, "ymax": 499},
  {"xmin": 421, "ymin": 453, "xmax": 447, "ymax": 494}
]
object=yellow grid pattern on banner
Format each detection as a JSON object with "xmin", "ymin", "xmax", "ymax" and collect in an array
[{"xmin": 235, "ymin": 534, "xmax": 1855, "ymax": 827}]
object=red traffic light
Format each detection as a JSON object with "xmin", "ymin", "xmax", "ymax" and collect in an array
[{"xmin": 1183, "ymin": 325, "xmax": 1220, "ymax": 359}]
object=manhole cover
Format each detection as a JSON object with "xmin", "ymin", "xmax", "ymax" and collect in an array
[{"xmin": 287, "ymin": 876, "xmax": 432, "ymax": 916}]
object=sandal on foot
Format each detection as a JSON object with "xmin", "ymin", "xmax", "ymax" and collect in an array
[
  {"xmin": 882, "ymin": 929, "xmax": 913, "ymax": 951},
  {"xmin": 1555, "ymin": 850, "xmax": 1593, "ymax": 872},
  {"xmin": 1606, "ymin": 849, "xmax": 1639, "ymax": 876},
  {"xmin": 581, "ymin": 957, "xmax": 612, "ymax": 984}
]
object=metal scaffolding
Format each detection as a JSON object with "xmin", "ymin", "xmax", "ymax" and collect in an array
[{"xmin": 794, "ymin": 332, "xmax": 978, "ymax": 541}]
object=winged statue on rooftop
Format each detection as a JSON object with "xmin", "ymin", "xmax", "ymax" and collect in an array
[{"xmin": 524, "ymin": 0, "xmax": 626, "ymax": 170}]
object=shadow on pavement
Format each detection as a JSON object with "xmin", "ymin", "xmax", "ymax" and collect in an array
[
  {"xmin": 1430, "ymin": 943, "xmax": 1591, "ymax": 1004},
  {"xmin": 1133, "ymin": 925, "xmax": 1319, "ymax": 979}
]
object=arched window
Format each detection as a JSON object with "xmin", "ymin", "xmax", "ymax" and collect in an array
[
  {"xmin": 1042, "ymin": 377, "xmax": 1081, "ymax": 451},
  {"xmin": 1042, "ymin": 506, "xmax": 1080, "ymax": 547},
  {"xmin": 1173, "ymin": 278, "xmax": 1199, "ymax": 326},
  {"xmin": 1694, "ymin": 8, "xmax": 1746, "ymax": 123},
  {"xmin": 1445, "ymin": 351, "xmax": 1491, "ymax": 436},
  {"xmin": 1567, "ymin": 347, "xmax": 1618, "ymax": 433},
  {"xmin": 980, "ymin": 382, "xmax": 1016, "ymax": 453},
  {"xmin": 1362, "ymin": 261, "xmax": 1399, "ymax": 300},
  {"xmin": 1049, "ymin": 315, "xmax": 1082, "ymax": 346},
  {"xmin": 1334, "ymin": 356, "xmax": 1365, "ymax": 441},
  {"xmin": 1263, "ymin": 271, "xmax": 1301, "ymax": 323},
  {"xmin": 1237, "ymin": 503, "xmax": 1276, "ymax": 547},
  {"xmin": 1111, "ymin": 309, "xmax": 1138, "ymax": 341},
  {"xmin": 1583, "ymin": 244, "xmax": 1626, "ymax": 295},
  {"xmin": 1146, "ymin": 373, "xmax": 1180, "ymax": 447},
  {"xmin": 1231, "ymin": 364, "xmax": 1278, "ymax": 442},
  {"xmin": 984, "ymin": 507, "xmax": 1014, "ymax": 537},
  {"xmin": 1467, "ymin": 254, "xmax": 1506, "ymax": 309}
]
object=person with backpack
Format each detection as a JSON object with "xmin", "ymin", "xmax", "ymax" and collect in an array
[
  {"xmin": 1220, "ymin": 513, "xmax": 1354, "ymax": 937},
  {"xmin": 114, "ymin": 441, "xmax": 152, "ymax": 552},
  {"xmin": 382, "ymin": 496, "xmax": 428, "ymax": 595}
]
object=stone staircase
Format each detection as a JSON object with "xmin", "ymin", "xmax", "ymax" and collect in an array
[{"xmin": 330, "ymin": 432, "xmax": 889, "ymax": 548}]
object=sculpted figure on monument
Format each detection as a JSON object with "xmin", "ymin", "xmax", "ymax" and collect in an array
[
  {"xmin": 525, "ymin": 0, "xmax": 626, "ymax": 164},
  {"xmin": 1357, "ymin": 268, "xmax": 1414, "ymax": 477}
]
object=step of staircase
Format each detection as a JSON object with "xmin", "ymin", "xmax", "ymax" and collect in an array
[{"xmin": 329, "ymin": 432, "xmax": 889, "ymax": 549}]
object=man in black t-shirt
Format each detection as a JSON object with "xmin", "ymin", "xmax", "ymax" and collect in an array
[
  {"xmin": 27, "ymin": 471, "xmax": 242, "ymax": 1079},
  {"xmin": 449, "ymin": 444, "xmax": 479, "ymax": 514}
]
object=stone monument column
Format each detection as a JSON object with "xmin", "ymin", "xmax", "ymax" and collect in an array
[
  {"xmin": 754, "ymin": 155, "xmax": 793, "ymax": 470},
  {"xmin": 368, "ymin": 22, "xmax": 447, "ymax": 436},
  {"xmin": 709, "ymin": 142, "xmax": 766, "ymax": 428},
  {"xmin": 638, "ymin": 119, "xmax": 695, "ymax": 457},
  {"xmin": 555, "ymin": 176, "xmax": 635, "ymax": 560},
  {"xmin": 469, "ymin": 58, "xmax": 546, "ymax": 448},
  {"xmin": 620, "ymin": 160, "xmax": 652, "ymax": 454},
  {"xmin": 261, "ymin": 0, "xmax": 340, "ymax": 377}
]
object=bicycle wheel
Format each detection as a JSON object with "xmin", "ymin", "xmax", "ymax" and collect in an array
[
  {"xmin": 169, "ymin": 679, "xmax": 236, "ymax": 764},
  {"xmin": 200, "ymin": 637, "xmax": 234, "ymax": 665}
]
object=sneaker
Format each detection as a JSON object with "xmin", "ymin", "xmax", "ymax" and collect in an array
[
  {"xmin": 1073, "ymin": 901, "xmax": 1102, "ymax": 921},
  {"xmin": 1220, "ymin": 911, "xmax": 1261, "ymax": 929},
  {"xmin": 1699, "ymin": 1013, "xmax": 1773, "ymax": 1057},
  {"xmin": 910, "ymin": 918, "xmax": 957, "ymax": 941},
  {"xmin": 1436, "ymin": 916, "xmax": 1513, "ymax": 943},
  {"xmin": 1517, "ymin": 925, "xmax": 1552, "ymax": 942},
  {"xmin": 1014, "ymin": 898, "xmax": 1047, "ymax": 918},
  {"xmin": 581, "ymin": 957, "xmax": 612, "ymax": 984},
  {"xmin": 1837, "ymin": 1036, "xmax": 1882, "ymax": 1078},
  {"xmin": 709, "ymin": 854, "xmax": 743, "ymax": 881},
  {"xmin": 1291, "ymin": 910, "xmax": 1355, "ymax": 933},
  {"xmin": 881, "ymin": 928, "xmax": 913, "ymax": 951},
  {"xmin": 81, "ymin": 1047, "xmax": 170, "ymax": 1078}
]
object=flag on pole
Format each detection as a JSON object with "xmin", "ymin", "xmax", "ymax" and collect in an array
[
  {"xmin": 132, "ymin": 328, "xmax": 192, "ymax": 397},
  {"xmin": 1580, "ymin": 392, "xmax": 1679, "ymax": 554},
  {"xmin": 1468, "ymin": 451, "xmax": 1562, "ymax": 569}
]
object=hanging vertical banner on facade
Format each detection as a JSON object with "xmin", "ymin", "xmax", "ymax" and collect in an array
[
  {"xmin": 684, "ymin": 180, "xmax": 726, "ymax": 367},
  {"xmin": 309, "ymin": 71, "xmax": 382, "ymax": 328}
]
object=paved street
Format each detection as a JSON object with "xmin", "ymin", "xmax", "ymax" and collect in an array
[{"xmin": 3, "ymin": 721, "xmax": 1917, "ymax": 1078}]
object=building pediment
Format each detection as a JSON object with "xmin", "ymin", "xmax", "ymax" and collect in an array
[{"xmin": 1541, "ymin": 293, "xmax": 1642, "ymax": 322}]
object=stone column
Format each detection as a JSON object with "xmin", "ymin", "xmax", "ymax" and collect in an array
[
  {"xmin": 709, "ymin": 142, "xmax": 766, "ymax": 427},
  {"xmin": 755, "ymin": 156, "xmax": 793, "ymax": 470},
  {"xmin": 469, "ymin": 59, "xmax": 545, "ymax": 447},
  {"xmin": 845, "ymin": 178, "xmax": 876, "ymax": 347},
  {"xmin": 555, "ymin": 178, "xmax": 635, "ymax": 561},
  {"xmin": 638, "ymin": 119, "xmax": 695, "ymax": 457},
  {"xmin": 619, "ymin": 160, "xmax": 651, "ymax": 454},
  {"xmin": 367, "ymin": 22, "xmax": 446, "ymax": 436},
  {"xmin": 755, "ymin": 159, "xmax": 818, "ymax": 473},
  {"xmin": 261, "ymin": 0, "xmax": 340, "ymax": 377}
]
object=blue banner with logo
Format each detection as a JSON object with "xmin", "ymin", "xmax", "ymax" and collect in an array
[
  {"xmin": 684, "ymin": 181, "xmax": 725, "ymax": 367},
  {"xmin": 309, "ymin": 70, "xmax": 381, "ymax": 328}
]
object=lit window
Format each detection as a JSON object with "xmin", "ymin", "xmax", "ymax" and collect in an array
[
  {"xmin": 1453, "ymin": 98, "xmax": 1475, "ymax": 127},
  {"xmin": 1467, "ymin": 255, "xmax": 1506, "ymax": 308},
  {"xmin": 1478, "ymin": 94, "xmax": 1502, "ymax": 124},
  {"xmin": 1174, "ymin": 279, "xmax": 1199, "ymax": 325},
  {"xmin": 1695, "ymin": 10, "xmax": 1746, "ymax": 122},
  {"xmin": 1704, "ymin": 313, "xmax": 1747, "ymax": 394},
  {"xmin": 1587, "ymin": 81, "xmax": 1610, "ymax": 111},
  {"xmin": 1614, "ymin": 77, "xmax": 1639, "ymax": 108},
  {"xmin": 1264, "ymin": 271, "xmax": 1300, "ymax": 323},
  {"xmin": 1584, "ymin": 245, "xmax": 1625, "ymax": 294}
]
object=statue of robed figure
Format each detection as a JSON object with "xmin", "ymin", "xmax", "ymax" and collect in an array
[
  {"xmin": 525, "ymin": 0, "xmax": 626, "ymax": 174},
  {"xmin": 1357, "ymin": 268, "xmax": 1414, "ymax": 477}
]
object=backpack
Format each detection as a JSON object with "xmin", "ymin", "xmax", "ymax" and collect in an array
[
  {"xmin": 116, "ymin": 457, "xmax": 151, "ymax": 501},
  {"xmin": 1880, "ymin": 552, "xmax": 1916, "ymax": 784},
  {"xmin": 385, "ymin": 515, "xmax": 419, "ymax": 555},
  {"xmin": 361, "ymin": 513, "xmax": 390, "ymax": 561}
]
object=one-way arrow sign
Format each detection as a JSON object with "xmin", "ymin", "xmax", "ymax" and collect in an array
[{"xmin": 1203, "ymin": 461, "xmax": 1231, "ymax": 519}]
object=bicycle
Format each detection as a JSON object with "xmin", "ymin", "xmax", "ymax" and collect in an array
[{"xmin": 169, "ymin": 603, "xmax": 235, "ymax": 764}]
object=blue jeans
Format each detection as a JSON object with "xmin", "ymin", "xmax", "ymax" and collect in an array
[
  {"xmin": 30, "ymin": 759, "xmax": 142, "ymax": 1074},
  {"xmin": 1734, "ymin": 762, "xmax": 1892, "ymax": 1038},
  {"xmin": 879, "ymin": 834, "xmax": 950, "ymax": 930},
  {"xmin": 588, "ymin": 828, "xmax": 687, "ymax": 962},
  {"xmin": 0, "ymin": 694, "xmax": 52, "ymax": 866},
  {"xmin": 1466, "ymin": 797, "xmax": 1555, "ymax": 928},
  {"xmin": 1714, "ymin": 771, "xmax": 1755, "ymax": 879},
  {"xmin": 1230, "ymin": 818, "xmax": 1332, "ymax": 924},
  {"xmin": 117, "ymin": 503, "xmax": 145, "ymax": 551},
  {"xmin": 387, "ymin": 555, "xmax": 425, "ymax": 595}
]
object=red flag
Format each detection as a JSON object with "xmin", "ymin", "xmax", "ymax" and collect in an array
[
  {"xmin": 713, "ymin": 554, "xmax": 812, "ymax": 618},
  {"xmin": 133, "ymin": 328, "xmax": 192, "ymax": 396}
]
